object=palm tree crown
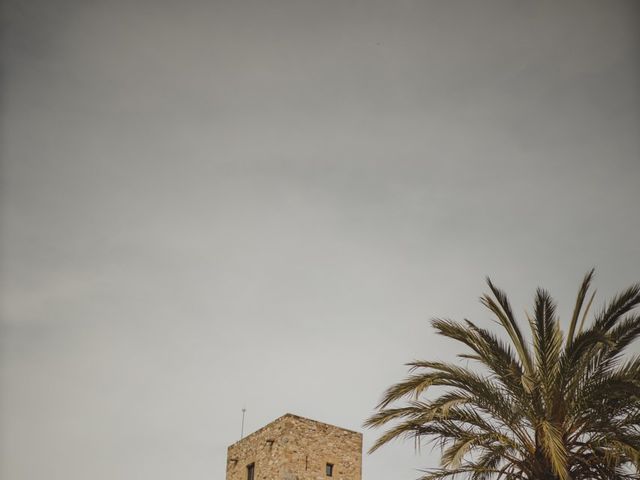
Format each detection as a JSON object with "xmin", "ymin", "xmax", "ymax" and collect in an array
[{"xmin": 365, "ymin": 271, "xmax": 640, "ymax": 480}]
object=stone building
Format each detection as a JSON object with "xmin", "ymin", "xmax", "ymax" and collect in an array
[{"xmin": 226, "ymin": 414, "xmax": 362, "ymax": 480}]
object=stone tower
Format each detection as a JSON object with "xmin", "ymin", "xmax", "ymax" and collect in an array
[{"xmin": 226, "ymin": 413, "xmax": 362, "ymax": 480}]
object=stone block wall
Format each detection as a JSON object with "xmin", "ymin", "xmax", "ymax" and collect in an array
[{"xmin": 226, "ymin": 414, "xmax": 362, "ymax": 480}]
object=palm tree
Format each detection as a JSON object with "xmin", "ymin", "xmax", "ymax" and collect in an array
[{"xmin": 365, "ymin": 271, "xmax": 640, "ymax": 480}]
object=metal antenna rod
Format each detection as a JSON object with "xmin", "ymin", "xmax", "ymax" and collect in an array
[{"xmin": 241, "ymin": 408, "xmax": 246, "ymax": 439}]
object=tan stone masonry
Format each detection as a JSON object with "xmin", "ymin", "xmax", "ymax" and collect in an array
[{"xmin": 226, "ymin": 414, "xmax": 362, "ymax": 480}]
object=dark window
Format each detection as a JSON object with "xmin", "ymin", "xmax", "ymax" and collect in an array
[
  {"xmin": 247, "ymin": 463, "xmax": 255, "ymax": 480},
  {"xmin": 326, "ymin": 463, "xmax": 334, "ymax": 477}
]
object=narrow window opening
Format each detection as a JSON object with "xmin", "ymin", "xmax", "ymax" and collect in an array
[
  {"xmin": 247, "ymin": 463, "xmax": 255, "ymax": 480},
  {"xmin": 326, "ymin": 463, "xmax": 334, "ymax": 477}
]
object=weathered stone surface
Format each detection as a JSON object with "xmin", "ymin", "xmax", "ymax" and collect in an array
[{"xmin": 226, "ymin": 414, "xmax": 362, "ymax": 480}]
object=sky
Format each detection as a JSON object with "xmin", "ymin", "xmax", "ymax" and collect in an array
[{"xmin": 1, "ymin": 1, "xmax": 639, "ymax": 480}]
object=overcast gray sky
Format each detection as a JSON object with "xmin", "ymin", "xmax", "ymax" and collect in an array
[{"xmin": 1, "ymin": 1, "xmax": 639, "ymax": 480}]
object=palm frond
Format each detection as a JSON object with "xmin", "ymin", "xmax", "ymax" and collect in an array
[
  {"xmin": 482, "ymin": 279, "xmax": 533, "ymax": 377},
  {"xmin": 567, "ymin": 269, "xmax": 595, "ymax": 347}
]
